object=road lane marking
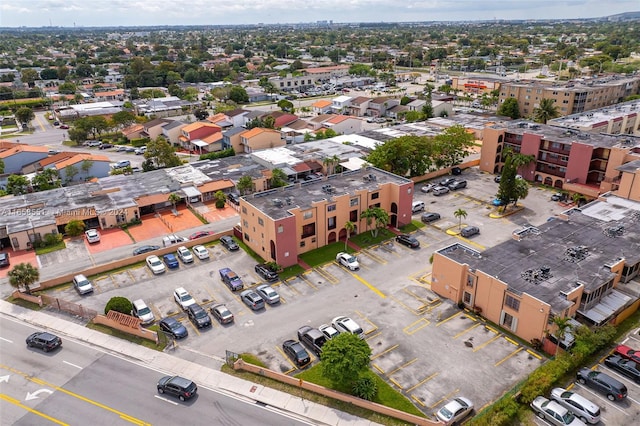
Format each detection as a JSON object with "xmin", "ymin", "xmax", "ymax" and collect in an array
[
  {"xmin": 352, "ymin": 273, "xmax": 386, "ymax": 298},
  {"xmin": 0, "ymin": 337, "xmax": 13, "ymax": 343},
  {"xmin": 153, "ymin": 394, "xmax": 178, "ymax": 405},
  {"xmin": 0, "ymin": 394, "xmax": 68, "ymax": 425},
  {"xmin": 63, "ymin": 361, "xmax": 82, "ymax": 369}
]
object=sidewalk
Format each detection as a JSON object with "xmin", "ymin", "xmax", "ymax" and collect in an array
[{"xmin": 0, "ymin": 300, "xmax": 380, "ymax": 426}]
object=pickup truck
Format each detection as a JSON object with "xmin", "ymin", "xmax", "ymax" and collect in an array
[
  {"xmin": 219, "ymin": 267, "xmax": 243, "ymax": 291},
  {"xmin": 297, "ymin": 326, "xmax": 327, "ymax": 357}
]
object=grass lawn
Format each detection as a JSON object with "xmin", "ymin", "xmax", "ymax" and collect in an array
[
  {"xmin": 279, "ymin": 264, "xmax": 305, "ymax": 280},
  {"xmin": 350, "ymin": 228, "xmax": 395, "ymax": 248},
  {"xmin": 87, "ymin": 322, "xmax": 166, "ymax": 351},
  {"xmin": 399, "ymin": 220, "xmax": 425, "ymax": 233},
  {"xmin": 7, "ymin": 295, "xmax": 43, "ymax": 310},
  {"xmin": 298, "ymin": 241, "xmax": 355, "ymax": 268},
  {"xmin": 35, "ymin": 240, "xmax": 66, "ymax": 255}
]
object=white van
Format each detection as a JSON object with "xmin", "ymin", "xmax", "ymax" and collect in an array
[
  {"xmin": 412, "ymin": 201, "xmax": 425, "ymax": 213},
  {"xmin": 131, "ymin": 299, "xmax": 155, "ymax": 325}
]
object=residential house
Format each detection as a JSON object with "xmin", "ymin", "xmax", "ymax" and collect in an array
[
  {"xmin": 222, "ymin": 127, "xmax": 247, "ymax": 154},
  {"xmin": 93, "ymin": 89, "xmax": 125, "ymax": 102},
  {"xmin": 280, "ymin": 120, "xmax": 313, "ymax": 145},
  {"xmin": 386, "ymin": 105, "xmax": 409, "ymax": 120},
  {"xmin": 179, "ymin": 122, "xmax": 223, "ymax": 153},
  {"xmin": 140, "ymin": 118, "xmax": 173, "ymax": 140},
  {"xmin": 346, "ymin": 96, "xmax": 372, "ymax": 117},
  {"xmin": 53, "ymin": 154, "xmax": 112, "ymax": 183},
  {"xmin": 22, "ymin": 152, "xmax": 81, "ymax": 174},
  {"xmin": 331, "ymin": 95, "xmax": 353, "ymax": 113},
  {"xmin": 407, "ymin": 99, "xmax": 427, "ymax": 112},
  {"xmin": 312, "ymin": 100, "xmax": 332, "ymax": 115},
  {"xmin": 321, "ymin": 115, "xmax": 363, "ymax": 135},
  {"xmin": 206, "ymin": 113, "xmax": 234, "ymax": 130},
  {"xmin": 240, "ymin": 128, "xmax": 285, "ymax": 153},
  {"xmin": 367, "ymin": 97, "xmax": 400, "ymax": 118},
  {"xmin": 122, "ymin": 123, "xmax": 145, "ymax": 141},
  {"xmin": 224, "ymin": 108, "xmax": 250, "ymax": 128},
  {"xmin": 0, "ymin": 145, "xmax": 49, "ymax": 174},
  {"xmin": 161, "ymin": 120, "xmax": 187, "ymax": 146}
]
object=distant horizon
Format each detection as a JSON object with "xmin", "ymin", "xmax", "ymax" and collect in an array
[{"xmin": 0, "ymin": 1, "xmax": 638, "ymax": 29}]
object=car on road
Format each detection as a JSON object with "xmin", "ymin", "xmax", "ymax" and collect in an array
[
  {"xmin": 550, "ymin": 388, "xmax": 601, "ymax": 424},
  {"xmin": 162, "ymin": 234, "xmax": 187, "ymax": 246},
  {"xmin": 176, "ymin": 246, "xmax": 194, "ymax": 263},
  {"xmin": 436, "ymin": 397, "xmax": 474, "ymax": 425},
  {"xmin": 297, "ymin": 326, "xmax": 326, "ymax": 357},
  {"xmin": 189, "ymin": 231, "xmax": 214, "ymax": 240},
  {"xmin": 72, "ymin": 274, "xmax": 93, "ymax": 295},
  {"xmin": 614, "ymin": 344, "xmax": 640, "ymax": 363},
  {"xmin": 59, "ymin": 124, "xmax": 69, "ymax": 129},
  {"xmin": 256, "ymin": 284, "xmax": 280, "ymax": 305},
  {"xmin": 530, "ymin": 396, "xmax": 584, "ymax": 426},
  {"xmin": 220, "ymin": 235, "xmax": 239, "ymax": 251},
  {"xmin": 133, "ymin": 245, "xmax": 160, "ymax": 256},
  {"xmin": 432, "ymin": 185, "xmax": 450, "ymax": 196},
  {"xmin": 460, "ymin": 226, "xmax": 480, "ymax": 238},
  {"xmin": 421, "ymin": 212, "xmax": 441, "ymax": 223},
  {"xmin": 210, "ymin": 304, "xmax": 234, "ymax": 324},
  {"xmin": 576, "ymin": 368, "xmax": 627, "ymax": 401},
  {"xmin": 192, "ymin": 245, "xmax": 210, "ymax": 260},
  {"xmin": 332, "ymin": 316, "xmax": 364, "ymax": 339},
  {"xmin": 604, "ymin": 354, "xmax": 640, "ymax": 383},
  {"xmin": 162, "ymin": 253, "xmax": 179, "ymax": 269},
  {"xmin": 26, "ymin": 332, "xmax": 62, "ymax": 352},
  {"xmin": 396, "ymin": 234, "xmax": 420, "ymax": 248},
  {"xmin": 85, "ymin": 140, "xmax": 102, "ymax": 147},
  {"xmin": 319, "ymin": 323, "xmax": 340, "ymax": 340},
  {"xmin": 99, "ymin": 143, "xmax": 113, "ymax": 149},
  {"xmin": 0, "ymin": 252, "xmax": 10, "ymax": 267},
  {"xmin": 131, "ymin": 299, "xmax": 155, "ymax": 325},
  {"xmin": 255, "ymin": 264, "xmax": 278, "ymax": 282},
  {"xmin": 85, "ymin": 229, "xmax": 100, "ymax": 243},
  {"xmin": 157, "ymin": 376, "xmax": 197, "ymax": 401},
  {"xmin": 158, "ymin": 317, "xmax": 188, "ymax": 339},
  {"xmin": 420, "ymin": 183, "xmax": 435, "ymax": 193},
  {"xmin": 336, "ymin": 252, "xmax": 359, "ymax": 270},
  {"xmin": 186, "ymin": 304, "xmax": 212, "ymax": 328},
  {"xmin": 173, "ymin": 287, "xmax": 197, "ymax": 310},
  {"xmin": 282, "ymin": 340, "xmax": 311, "ymax": 367},
  {"xmin": 219, "ymin": 267, "xmax": 243, "ymax": 291},
  {"xmin": 146, "ymin": 255, "xmax": 166, "ymax": 275},
  {"xmin": 240, "ymin": 289, "xmax": 265, "ymax": 311}
]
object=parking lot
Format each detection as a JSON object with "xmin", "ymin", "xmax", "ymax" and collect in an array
[{"xmin": 44, "ymin": 167, "xmax": 571, "ymax": 419}]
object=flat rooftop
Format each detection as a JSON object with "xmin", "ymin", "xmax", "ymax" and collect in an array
[{"xmin": 548, "ymin": 99, "xmax": 640, "ymax": 130}]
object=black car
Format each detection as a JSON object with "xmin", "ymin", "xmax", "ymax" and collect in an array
[
  {"xmin": 157, "ymin": 376, "xmax": 197, "ymax": 401},
  {"xmin": 283, "ymin": 339, "xmax": 311, "ymax": 367},
  {"xmin": 227, "ymin": 193, "xmax": 240, "ymax": 205},
  {"xmin": 255, "ymin": 264, "xmax": 278, "ymax": 282},
  {"xmin": 604, "ymin": 355, "xmax": 640, "ymax": 383},
  {"xmin": 133, "ymin": 245, "xmax": 160, "ymax": 256},
  {"xmin": 159, "ymin": 317, "xmax": 188, "ymax": 339},
  {"xmin": 220, "ymin": 236, "xmax": 239, "ymax": 251},
  {"xmin": 0, "ymin": 252, "xmax": 9, "ymax": 267},
  {"xmin": 26, "ymin": 332, "xmax": 62, "ymax": 352},
  {"xmin": 576, "ymin": 368, "xmax": 627, "ymax": 401},
  {"xmin": 186, "ymin": 304, "xmax": 212, "ymax": 328},
  {"xmin": 460, "ymin": 226, "xmax": 480, "ymax": 238},
  {"xmin": 396, "ymin": 234, "xmax": 420, "ymax": 248},
  {"xmin": 99, "ymin": 143, "xmax": 114, "ymax": 149},
  {"xmin": 494, "ymin": 175, "xmax": 502, "ymax": 183},
  {"xmin": 451, "ymin": 167, "xmax": 462, "ymax": 175},
  {"xmin": 421, "ymin": 212, "xmax": 441, "ymax": 223}
]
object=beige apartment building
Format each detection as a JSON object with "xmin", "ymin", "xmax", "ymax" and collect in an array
[{"xmin": 548, "ymin": 99, "xmax": 640, "ymax": 136}]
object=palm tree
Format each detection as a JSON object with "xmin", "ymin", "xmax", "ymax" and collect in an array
[
  {"xmin": 8, "ymin": 262, "xmax": 40, "ymax": 294},
  {"xmin": 237, "ymin": 175, "xmax": 253, "ymax": 195},
  {"xmin": 550, "ymin": 316, "xmax": 573, "ymax": 356},
  {"xmin": 533, "ymin": 98, "xmax": 560, "ymax": 124},
  {"xmin": 454, "ymin": 208, "xmax": 467, "ymax": 230},
  {"xmin": 168, "ymin": 193, "xmax": 181, "ymax": 210},
  {"xmin": 344, "ymin": 221, "xmax": 356, "ymax": 251}
]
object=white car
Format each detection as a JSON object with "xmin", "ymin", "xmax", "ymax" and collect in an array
[
  {"xmin": 85, "ymin": 229, "xmax": 101, "ymax": 244},
  {"xmin": 256, "ymin": 284, "xmax": 280, "ymax": 305},
  {"xmin": 176, "ymin": 246, "xmax": 194, "ymax": 263},
  {"xmin": 436, "ymin": 397, "xmax": 474, "ymax": 425},
  {"xmin": 192, "ymin": 245, "xmax": 209, "ymax": 260},
  {"xmin": 531, "ymin": 396, "xmax": 585, "ymax": 426},
  {"xmin": 146, "ymin": 255, "xmax": 166, "ymax": 275},
  {"xmin": 336, "ymin": 252, "xmax": 359, "ymax": 270},
  {"xmin": 332, "ymin": 316, "xmax": 365, "ymax": 339},
  {"xmin": 173, "ymin": 287, "xmax": 196, "ymax": 310},
  {"xmin": 319, "ymin": 323, "xmax": 340, "ymax": 340},
  {"xmin": 550, "ymin": 388, "xmax": 601, "ymax": 424}
]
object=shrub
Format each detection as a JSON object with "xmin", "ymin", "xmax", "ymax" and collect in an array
[
  {"xmin": 352, "ymin": 373, "xmax": 378, "ymax": 401},
  {"xmin": 130, "ymin": 137, "xmax": 149, "ymax": 147},
  {"xmin": 199, "ymin": 147, "xmax": 235, "ymax": 161},
  {"xmin": 104, "ymin": 297, "xmax": 132, "ymax": 315},
  {"xmin": 215, "ymin": 199, "xmax": 226, "ymax": 209}
]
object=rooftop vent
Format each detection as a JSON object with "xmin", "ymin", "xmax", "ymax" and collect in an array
[
  {"xmin": 285, "ymin": 196, "xmax": 293, "ymax": 205},
  {"xmin": 604, "ymin": 224, "xmax": 624, "ymax": 237},
  {"xmin": 322, "ymin": 184, "xmax": 335, "ymax": 194},
  {"xmin": 521, "ymin": 265, "xmax": 553, "ymax": 284},
  {"xmin": 564, "ymin": 245, "xmax": 589, "ymax": 262},
  {"xmin": 272, "ymin": 198, "xmax": 284, "ymax": 207}
]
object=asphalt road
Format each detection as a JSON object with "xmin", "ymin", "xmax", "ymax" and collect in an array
[{"xmin": 0, "ymin": 316, "xmax": 311, "ymax": 426}]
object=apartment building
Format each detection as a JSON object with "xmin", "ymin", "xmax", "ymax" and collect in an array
[
  {"xmin": 481, "ymin": 120, "xmax": 640, "ymax": 199},
  {"xmin": 548, "ymin": 99, "xmax": 640, "ymax": 135},
  {"xmin": 238, "ymin": 167, "xmax": 413, "ymax": 268},
  {"xmin": 498, "ymin": 75, "xmax": 640, "ymax": 117}
]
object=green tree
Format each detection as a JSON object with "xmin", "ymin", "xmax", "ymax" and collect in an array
[
  {"xmin": 432, "ymin": 124, "xmax": 476, "ymax": 169},
  {"xmin": 104, "ymin": 297, "xmax": 133, "ymax": 315},
  {"xmin": 58, "ymin": 82, "xmax": 77, "ymax": 95},
  {"xmin": 15, "ymin": 107, "xmax": 35, "ymax": 128},
  {"xmin": 270, "ymin": 168, "xmax": 287, "ymax": 188},
  {"xmin": 236, "ymin": 175, "xmax": 253, "ymax": 195},
  {"xmin": 366, "ymin": 135, "xmax": 434, "ymax": 177},
  {"xmin": 193, "ymin": 109, "xmax": 209, "ymax": 121},
  {"xmin": 8, "ymin": 262, "xmax": 40, "ymax": 294},
  {"xmin": 20, "ymin": 68, "xmax": 39, "ymax": 87},
  {"xmin": 0, "ymin": 158, "xmax": 4, "ymax": 174},
  {"xmin": 344, "ymin": 221, "xmax": 356, "ymax": 251},
  {"xmin": 454, "ymin": 208, "xmax": 467, "ymax": 230},
  {"xmin": 111, "ymin": 111, "xmax": 136, "ymax": 129},
  {"xmin": 496, "ymin": 151, "xmax": 535, "ymax": 209},
  {"xmin": 352, "ymin": 373, "xmax": 378, "ymax": 401},
  {"xmin": 143, "ymin": 137, "xmax": 182, "ymax": 169},
  {"xmin": 63, "ymin": 164, "xmax": 79, "ymax": 183},
  {"xmin": 64, "ymin": 219, "xmax": 85, "ymax": 237},
  {"xmin": 168, "ymin": 193, "xmax": 181, "ymax": 210},
  {"xmin": 497, "ymin": 98, "xmax": 520, "ymax": 119},
  {"xmin": 6, "ymin": 175, "xmax": 29, "ymax": 195},
  {"xmin": 228, "ymin": 86, "xmax": 249, "ymax": 103},
  {"xmin": 277, "ymin": 99, "xmax": 294, "ymax": 112},
  {"xmin": 32, "ymin": 168, "xmax": 60, "ymax": 191},
  {"xmin": 361, "ymin": 207, "xmax": 389, "ymax": 237},
  {"xmin": 533, "ymin": 98, "xmax": 560, "ymax": 124},
  {"xmin": 550, "ymin": 316, "xmax": 573, "ymax": 357},
  {"xmin": 321, "ymin": 333, "xmax": 372, "ymax": 388},
  {"xmin": 214, "ymin": 190, "xmax": 227, "ymax": 208}
]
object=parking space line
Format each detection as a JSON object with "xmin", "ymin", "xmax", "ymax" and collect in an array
[
  {"xmin": 365, "ymin": 331, "xmax": 382, "ymax": 341},
  {"xmin": 429, "ymin": 388, "xmax": 460, "ymax": 409},
  {"xmin": 390, "ymin": 295, "xmax": 422, "ymax": 316},
  {"xmin": 353, "ymin": 273, "xmax": 386, "ymax": 298},
  {"xmin": 361, "ymin": 249, "xmax": 388, "ymax": 265},
  {"xmin": 406, "ymin": 372, "xmax": 439, "ymax": 393},
  {"xmin": 126, "ymin": 270, "xmax": 136, "ymax": 283},
  {"xmin": 149, "ymin": 303, "xmax": 162, "ymax": 321},
  {"xmin": 388, "ymin": 377, "xmax": 403, "ymax": 390},
  {"xmin": 299, "ymin": 273, "xmax": 319, "ymax": 290},
  {"xmin": 275, "ymin": 346, "xmax": 297, "ymax": 374},
  {"xmin": 372, "ymin": 363, "xmax": 385, "ymax": 374},
  {"xmin": 387, "ymin": 358, "xmax": 418, "ymax": 376},
  {"xmin": 282, "ymin": 278, "xmax": 302, "ymax": 295},
  {"xmin": 411, "ymin": 394, "xmax": 425, "ymax": 407},
  {"xmin": 204, "ymin": 287, "xmax": 219, "ymax": 303},
  {"xmin": 186, "ymin": 320, "xmax": 200, "ymax": 336},
  {"xmin": 315, "ymin": 267, "xmax": 338, "ymax": 284},
  {"xmin": 504, "ymin": 336, "xmax": 519, "ymax": 346},
  {"xmin": 453, "ymin": 322, "xmax": 481, "ymax": 339},
  {"xmin": 473, "ymin": 334, "xmax": 501, "ymax": 352},
  {"xmin": 495, "ymin": 347, "xmax": 524, "ymax": 367},
  {"xmin": 526, "ymin": 349, "xmax": 543, "ymax": 360},
  {"xmin": 436, "ymin": 311, "xmax": 462, "ymax": 326},
  {"xmin": 403, "ymin": 318, "xmax": 430, "ymax": 335},
  {"xmin": 371, "ymin": 344, "xmax": 399, "ymax": 361},
  {"xmin": 354, "ymin": 311, "xmax": 379, "ymax": 335}
]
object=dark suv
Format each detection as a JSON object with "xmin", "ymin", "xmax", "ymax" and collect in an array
[
  {"xmin": 297, "ymin": 326, "xmax": 327, "ymax": 357},
  {"xmin": 157, "ymin": 376, "xmax": 198, "ymax": 401},
  {"xmin": 283, "ymin": 339, "xmax": 311, "ymax": 367},
  {"xmin": 255, "ymin": 264, "xmax": 278, "ymax": 282},
  {"xmin": 577, "ymin": 368, "xmax": 627, "ymax": 401},
  {"xmin": 26, "ymin": 332, "xmax": 62, "ymax": 352},
  {"xmin": 186, "ymin": 304, "xmax": 212, "ymax": 328}
]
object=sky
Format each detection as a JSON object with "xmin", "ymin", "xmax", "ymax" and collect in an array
[{"xmin": 0, "ymin": 0, "xmax": 637, "ymax": 28}]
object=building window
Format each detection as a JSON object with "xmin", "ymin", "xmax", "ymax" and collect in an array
[
  {"xmin": 328, "ymin": 216, "xmax": 336, "ymax": 230},
  {"xmin": 371, "ymin": 192, "xmax": 379, "ymax": 200},
  {"xmin": 258, "ymin": 218, "xmax": 264, "ymax": 226},
  {"xmin": 243, "ymin": 220, "xmax": 248, "ymax": 228},
  {"xmin": 278, "ymin": 225, "xmax": 284, "ymax": 233},
  {"xmin": 466, "ymin": 274, "xmax": 475, "ymax": 288},
  {"xmin": 301, "ymin": 223, "xmax": 316, "ymax": 239},
  {"xmin": 303, "ymin": 211, "xmax": 313, "ymax": 220},
  {"xmin": 463, "ymin": 291, "xmax": 473, "ymax": 305},
  {"xmin": 505, "ymin": 294, "xmax": 520, "ymax": 311},
  {"xmin": 328, "ymin": 204, "xmax": 336, "ymax": 212},
  {"xmin": 350, "ymin": 198, "xmax": 359, "ymax": 207},
  {"xmin": 500, "ymin": 311, "xmax": 518, "ymax": 332},
  {"xmin": 242, "ymin": 207, "xmax": 247, "ymax": 214},
  {"xmin": 244, "ymin": 233, "xmax": 250, "ymax": 241},
  {"xmin": 300, "ymin": 241, "xmax": 305, "ymax": 247},
  {"xmin": 350, "ymin": 210, "xmax": 358, "ymax": 222}
]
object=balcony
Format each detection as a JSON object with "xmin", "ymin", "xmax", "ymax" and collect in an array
[
  {"xmin": 536, "ymin": 164, "xmax": 565, "ymax": 177},
  {"xmin": 538, "ymin": 156, "xmax": 568, "ymax": 167},
  {"xmin": 540, "ymin": 144, "xmax": 571, "ymax": 156}
]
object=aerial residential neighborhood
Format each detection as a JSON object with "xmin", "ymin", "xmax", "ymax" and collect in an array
[{"xmin": 1, "ymin": 4, "xmax": 640, "ymax": 426}]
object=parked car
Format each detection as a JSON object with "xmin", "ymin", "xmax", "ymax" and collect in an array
[
  {"xmin": 158, "ymin": 317, "xmax": 188, "ymax": 339},
  {"xmin": 133, "ymin": 245, "xmax": 160, "ymax": 256},
  {"xmin": 420, "ymin": 183, "xmax": 435, "ymax": 193},
  {"xmin": 131, "ymin": 299, "xmax": 155, "ymax": 325},
  {"xmin": 492, "ymin": 198, "xmax": 507, "ymax": 206},
  {"xmin": 297, "ymin": 326, "xmax": 327, "ymax": 357},
  {"xmin": 59, "ymin": 124, "xmax": 69, "ymax": 129},
  {"xmin": 219, "ymin": 267, "xmax": 243, "ymax": 291},
  {"xmin": 614, "ymin": 344, "xmax": 640, "ymax": 363},
  {"xmin": 176, "ymin": 246, "xmax": 194, "ymax": 263},
  {"xmin": 85, "ymin": 229, "xmax": 100, "ymax": 244},
  {"xmin": 494, "ymin": 175, "xmax": 502, "ymax": 183},
  {"xmin": 604, "ymin": 354, "xmax": 640, "ymax": 383},
  {"xmin": 186, "ymin": 304, "xmax": 212, "ymax": 328},
  {"xmin": 192, "ymin": 245, "xmax": 210, "ymax": 260},
  {"xmin": 576, "ymin": 368, "xmax": 627, "ymax": 401},
  {"xmin": 162, "ymin": 253, "xmax": 179, "ymax": 269},
  {"xmin": 421, "ymin": 212, "xmax": 441, "ymax": 223},
  {"xmin": 332, "ymin": 316, "xmax": 364, "ymax": 339},
  {"xmin": 440, "ymin": 177, "xmax": 456, "ymax": 187},
  {"xmin": 319, "ymin": 323, "xmax": 340, "ymax": 340},
  {"xmin": 256, "ymin": 284, "xmax": 280, "ymax": 305},
  {"xmin": 240, "ymin": 289, "xmax": 265, "ymax": 311},
  {"xmin": 99, "ymin": 143, "xmax": 114, "ymax": 150},
  {"xmin": 220, "ymin": 235, "xmax": 239, "ymax": 251},
  {"xmin": 115, "ymin": 145, "xmax": 129, "ymax": 152},
  {"xmin": 460, "ymin": 226, "xmax": 480, "ymax": 238},
  {"xmin": 85, "ymin": 141, "xmax": 102, "ymax": 147},
  {"xmin": 134, "ymin": 146, "xmax": 147, "ymax": 155},
  {"xmin": 189, "ymin": 231, "xmax": 214, "ymax": 240},
  {"xmin": 551, "ymin": 192, "xmax": 566, "ymax": 202},
  {"xmin": 448, "ymin": 180, "xmax": 467, "ymax": 190},
  {"xmin": 210, "ymin": 304, "xmax": 234, "ymax": 324},
  {"xmin": 436, "ymin": 397, "xmax": 474, "ymax": 425},
  {"xmin": 451, "ymin": 167, "xmax": 462, "ymax": 175},
  {"xmin": 282, "ymin": 340, "xmax": 311, "ymax": 367},
  {"xmin": 396, "ymin": 234, "xmax": 420, "ymax": 248},
  {"xmin": 336, "ymin": 252, "xmax": 359, "ymax": 270},
  {"xmin": 432, "ymin": 186, "xmax": 450, "ymax": 196},
  {"xmin": 72, "ymin": 274, "xmax": 93, "ymax": 295},
  {"xmin": 173, "ymin": 287, "xmax": 197, "ymax": 310},
  {"xmin": 530, "ymin": 396, "xmax": 584, "ymax": 426},
  {"xmin": 255, "ymin": 264, "xmax": 278, "ymax": 282},
  {"xmin": 227, "ymin": 193, "xmax": 240, "ymax": 205},
  {"xmin": 550, "ymin": 388, "xmax": 601, "ymax": 424},
  {"xmin": 146, "ymin": 255, "xmax": 166, "ymax": 275},
  {"xmin": 112, "ymin": 160, "xmax": 131, "ymax": 169},
  {"xmin": 157, "ymin": 376, "xmax": 197, "ymax": 401},
  {"xmin": 26, "ymin": 331, "xmax": 62, "ymax": 352},
  {"xmin": 0, "ymin": 252, "xmax": 10, "ymax": 268},
  {"xmin": 411, "ymin": 201, "xmax": 425, "ymax": 213}
]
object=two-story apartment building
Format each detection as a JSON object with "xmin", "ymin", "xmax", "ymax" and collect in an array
[
  {"xmin": 548, "ymin": 99, "xmax": 640, "ymax": 136},
  {"xmin": 179, "ymin": 122, "xmax": 223, "ymax": 153},
  {"xmin": 52, "ymin": 154, "xmax": 112, "ymax": 183},
  {"xmin": 239, "ymin": 128, "xmax": 285, "ymax": 153},
  {"xmin": 0, "ymin": 144, "xmax": 49, "ymax": 175}
]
